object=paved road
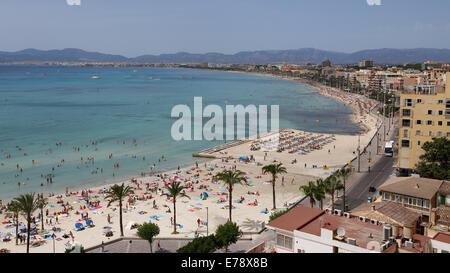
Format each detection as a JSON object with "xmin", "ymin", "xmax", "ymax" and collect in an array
[
  {"xmin": 334, "ymin": 156, "xmax": 395, "ymax": 210},
  {"xmin": 298, "ymin": 108, "xmax": 397, "ymax": 211}
]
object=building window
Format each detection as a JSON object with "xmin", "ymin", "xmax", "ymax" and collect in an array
[
  {"xmin": 401, "ymin": 140, "xmax": 410, "ymax": 148},
  {"xmin": 427, "ymin": 110, "xmax": 433, "ymax": 115},
  {"xmin": 438, "ymin": 100, "xmax": 444, "ymax": 104},
  {"xmin": 402, "ymin": 109, "xmax": 411, "ymax": 117},
  {"xmin": 438, "ymin": 121, "xmax": 443, "ymax": 126},
  {"xmin": 403, "ymin": 130, "xmax": 409, "ymax": 138},
  {"xmin": 415, "ymin": 130, "xmax": 421, "ymax": 136},
  {"xmin": 424, "ymin": 200, "xmax": 430, "ymax": 208},
  {"xmin": 428, "ymin": 131, "xmax": 433, "ymax": 137},
  {"xmin": 382, "ymin": 192, "xmax": 391, "ymax": 200},
  {"xmin": 438, "ymin": 110, "xmax": 443, "ymax": 115},
  {"xmin": 402, "ymin": 119, "xmax": 411, "ymax": 127},
  {"xmin": 427, "ymin": 120, "xmax": 433, "ymax": 125},
  {"xmin": 393, "ymin": 194, "xmax": 402, "ymax": 203},
  {"xmin": 447, "ymin": 122, "xmax": 450, "ymax": 126},
  {"xmin": 416, "ymin": 120, "xmax": 422, "ymax": 125},
  {"xmin": 416, "ymin": 99, "xmax": 422, "ymax": 104},
  {"xmin": 437, "ymin": 131, "xmax": 443, "ymax": 137},
  {"xmin": 276, "ymin": 234, "xmax": 293, "ymax": 250},
  {"xmin": 417, "ymin": 199, "xmax": 423, "ymax": 207},
  {"xmin": 417, "ymin": 141, "xmax": 421, "ymax": 146}
]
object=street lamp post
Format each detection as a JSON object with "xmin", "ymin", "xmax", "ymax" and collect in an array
[
  {"xmin": 357, "ymin": 134, "xmax": 361, "ymax": 173},
  {"xmin": 52, "ymin": 233, "xmax": 56, "ymax": 253},
  {"xmin": 206, "ymin": 207, "xmax": 209, "ymax": 236}
]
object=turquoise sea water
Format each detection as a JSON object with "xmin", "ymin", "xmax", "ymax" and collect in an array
[{"xmin": 0, "ymin": 66, "xmax": 362, "ymax": 200}]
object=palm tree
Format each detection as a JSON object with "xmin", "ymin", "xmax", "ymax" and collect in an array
[
  {"xmin": 262, "ymin": 163, "xmax": 287, "ymax": 210},
  {"xmin": 105, "ymin": 183, "xmax": 133, "ymax": 237},
  {"xmin": 6, "ymin": 201, "xmax": 21, "ymax": 245},
  {"xmin": 313, "ymin": 179, "xmax": 326, "ymax": 210},
  {"xmin": 324, "ymin": 175, "xmax": 344, "ymax": 211},
  {"xmin": 336, "ymin": 168, "xmax": 352, "ymax": 211},
  {"xmin": 37, "ymin": 194, "xmax": 48, "ymax": 231},
  {"xmin": 13, "ymin": 193, "xmax": 40, "ymax": 253},
  {"xmin": 164, "ymin": 180, "xmax": 190, "ymax": 234},
  {"xmin": 300, "ymin": 181, "xmax": 316, "ymax": 208},
  {"xmin": 214, "ymin": 170, "xmax": 247, "ymax": 222}
]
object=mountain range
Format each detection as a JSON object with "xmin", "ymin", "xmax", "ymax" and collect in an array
[{"xmin": 1, "ymin": 47, "xmax": 450, "ymax": 65}]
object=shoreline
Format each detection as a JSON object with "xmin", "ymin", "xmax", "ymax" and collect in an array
[
  {"xmin": 0, "ymin": 69, "xmax": 373, "ymax": 203},
  {"xmin": 0, "ymin": 70, "xmax": 382, "ymax": 253},
  {"xmin": 223, "ymin": 70, "xmax": 376, "ymax": 135}
]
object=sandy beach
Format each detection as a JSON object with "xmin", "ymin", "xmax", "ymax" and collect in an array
[{"xmin": 0, "ymin": 77, "xmax": 381, "ymax": 253}]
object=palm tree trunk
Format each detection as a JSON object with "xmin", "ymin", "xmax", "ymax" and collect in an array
[
  {"xmin": 310, "ymin": 197, "xmax": 314, "ymax": 208},
  {"xmin": 320, "ymin": 200, "xmax": 323, "ymax": 210},
  {"xmin": 149, "ymin": 241, "xmax": 153, "ymax": 253},
  {"xmin": 173, "ymin": 198, "xmax": 177, "ymax": 234},
  {"xmin": 41, "ymin": 208, "xmax": 44, "ymax": 231},
  {"xmin": 26, "ymin": 216, "xmax": 31, "ymax": 253},
  {"xmin": 119, "ymin": 200, "xmax": 124, "ymax": 237},
  {"xmin": 272, "ymin": 175, "xmax": 276, "ymax": 209},
  {"xmin": 331, "ymin": 191, "xmax": 335, "ymax": 211},
  {"xmin": 343, "ymin": 179, "xmax": 346, "ymax": 212},
  {"xmin": 15, "ymin": 215, "xmax": 19, "ymax": 245},
  {"xmin": 229, "ymin": 188, "xmax": 233, "ymax": 222}
]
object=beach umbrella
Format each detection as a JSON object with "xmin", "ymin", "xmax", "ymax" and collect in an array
[{"xmin": 202, "ymin": 192, "xmax": 209, "ymax": 198}]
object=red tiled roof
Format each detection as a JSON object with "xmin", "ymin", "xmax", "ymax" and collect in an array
[
  {"xmin": 433, "ymin": 232, "xmax": 450, "ymax": 244},
  {"xmin": 267, "ymin": 206, "xmax": 324, "ymax": 232}
]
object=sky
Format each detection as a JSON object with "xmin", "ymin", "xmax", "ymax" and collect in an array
[{"xmin": 0, "ymin": 0, "xmax": 449, "ymax": 57}]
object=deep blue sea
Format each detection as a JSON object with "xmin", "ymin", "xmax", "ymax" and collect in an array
[{"xmin": 0, "ymin": 66, "xmax": 362, "ymax": 200}]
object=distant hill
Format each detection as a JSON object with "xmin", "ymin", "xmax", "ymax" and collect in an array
[
  {"xmin": 1, "ymin": 47, "xmax": 450, "ymax": 65},
  {"xmin": 0, "ymin": 48, "xmax": 128, "ymax": 63}
]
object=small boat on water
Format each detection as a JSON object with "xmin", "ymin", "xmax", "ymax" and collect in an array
[{"xmin": 91, "ymin": 75, "xmax": 100, "ymax": 79}]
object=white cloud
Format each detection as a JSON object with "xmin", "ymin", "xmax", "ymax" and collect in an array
[
  {"xmin": 366, "ymin": 0, "xmax": 382, "ymax": 6},
  {"xmin": 66, "ymin": 0, "xmax": 81, "ymax": 6}
]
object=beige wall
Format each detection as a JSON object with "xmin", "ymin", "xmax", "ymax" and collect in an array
[{"xmin": 398, "ymin": 72, "xmax": 450, "ymax": 170}]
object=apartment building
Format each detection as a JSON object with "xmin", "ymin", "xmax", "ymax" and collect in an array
[
  {"xmin": 398, "ymin": 72, "xmax": 450, "ymax": 172},
  {"xmin": 264, "ymin": 205, "xmax": 450, "ymax": 253},
  {"xmin": 266, "ymin": 206, "xmax": 398, "ymax": 253}
]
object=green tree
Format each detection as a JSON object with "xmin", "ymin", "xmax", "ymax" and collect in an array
[
  {"xmin": 137, "ymin": 222, "xmax": 160, "ymax": 253},
  {"xmin": 313, "ymin": 179, "xmax": 326, "ymax": 210},
  {"xmin": 416, "ymin": 137, "xmax": 450, "ymax": 180},
  {"xmin": 37, "ymin": 194, "xmax": 48, "ymax": 231},
  {"xmin": 164, "ymin": 180, "xmax": 190, "ymax": 234},
  {"xmin": 65, "ymin": 244, "xmax": 86, "ymax": 253},
  {"xmin": 6, "ymin": 201, "xmax": 21, "ymax": 245},
  {"xmin": 214, "ymin": 170, "xmax": 246, "ymax": 222},
  {"xmin": 215, "ymin": 221, "xmax": 240, "ymax": 253},
  {"xmin": 177, "ymin": 234, "xmax": 218, "ymax": 253},
  {"xmin": 325, "ymin": 175, "xmax": 344, "ymax": 211},
  {"xmin": 300, "ymin": 181, "xmax": 316, "ymax": 208},
  {"xmin": 13, "ymin": 193, "xmax": 40, "ymax": 253},
  {"xmin": 336, "ymin": 168, "xmax": 351, "ymax": 211},
  {"xmin": 269, "ymin": 208, "xmax": 290, "ymax": 222},
  {"xmin": 105, "ymin": 183, "xmax": 133, "ymax": 237},
  {"xmin": 262, "ymin": 163, "xmax": 287, "ymax": 209}
]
